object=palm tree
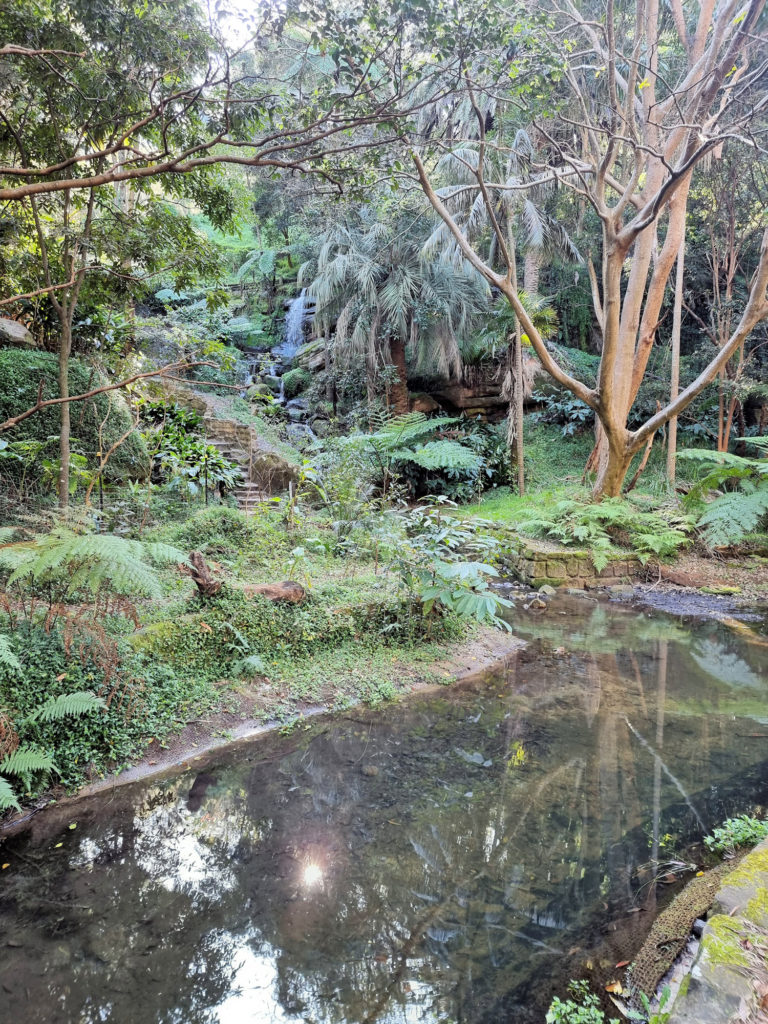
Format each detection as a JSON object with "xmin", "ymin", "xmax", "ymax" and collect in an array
[
  {"xmin": 298, "ymin": 214, "xmax": 489, "ymax": 414},
  {"xmin": 422, "ymin": 129, "xmax": 581, "ymax": 493}
]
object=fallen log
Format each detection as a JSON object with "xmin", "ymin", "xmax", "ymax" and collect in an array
[{"xmin": 243, "ymin": 581, "xmax": 306, "ymax": 604}]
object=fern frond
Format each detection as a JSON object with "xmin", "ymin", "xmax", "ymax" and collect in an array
[
  {"xmin": 697, "ymin": 486, "xmax": 768, "ymax": 547},
  {"xmin": 404, "ymin": 440, "xmax": 482, "ymax": 471},
  {"xmin": 0, "ymin": 776, "xmax": 20, "ymax": 811},
  {"xmin": 26, "ymin": 691, "xmax": 106, "ymax": 724},
  {"xmin": 0, "ymin": 746, "xmax": 56, "ymax": 778},
  {"xmin": 0, "ymin": 635, "xmax": 21, "ymax": 673},
  {"xmin": 4, "ymin": 531, "xmax": 187, "ymax": 599}
]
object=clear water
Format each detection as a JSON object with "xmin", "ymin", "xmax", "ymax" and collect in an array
[{"xmin": 2, "ymin": 595, "xmax": 768, "ymax": 1024}]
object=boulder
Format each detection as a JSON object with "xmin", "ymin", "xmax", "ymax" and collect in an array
[
  {"xmin": 243, "ymin": 581, "xmax": 307, "ymax": 604},
  {"xmin": 409, "ymin": 392, "xmax": 440, "ymax": 413},
  {"xmin": 0, "ymin": 318, "xmax": 35, "ymax": 349},
  {"xmin": 246, "ymin": 382, "xmax": 271, "ymax": 401}
]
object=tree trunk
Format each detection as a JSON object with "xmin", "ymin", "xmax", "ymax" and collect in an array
[
  {"xmin": 592, "ymin": 427, "xmax": 634, "ymax": 498},
  {"xmin": 389, "ymin": 335, "xmax": 409, "ymax": 415},
  {"xmin": 58, "ymin": 314, "xmax": 72, "ymax": 507},
  {"xmin": 666, "ymin": 240, "xmax": 685, "ymax": 486},
  {"xmin": 523, "ymin": 247, "xmax": 542, "ymax": 297}
]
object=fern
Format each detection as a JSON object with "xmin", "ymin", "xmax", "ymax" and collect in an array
[
  {"xmin": 0, "ymin": 777, "xmax": 20, "ymax": 811},
  {"xmin": 1, "ymin": 530, "xmax": 188, "ymax": 600},
  {"xmin": 696, "ymin": 484, "xmax": 768, "ymax": 547},
  {"xmin": 515, "ymin": 497, "xmax": 691, "ymax": 567},
  {"xmin": 404, "ymin": 440, "xmax": 482, "ymax": 472},
  {"xmin": 26, "ymin": 691, "xmax": 105, "ymax": 723},
  {"xmin": 0, "ymin": 635, "xmax": 21, "ymax": 673},
  {"xmin": 680, "ymin": 441, "xmax": 768, "ymax": 546},
  {"xmin": 371, "ymin": 412, "xmax": 459, "ymax": 449},
  {"xmin": 0, "ymin": 746, "xmax": 56, "ymax": 778}
]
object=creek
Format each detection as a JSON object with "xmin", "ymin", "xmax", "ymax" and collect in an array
[{"xmin": 1, "ymin": 594, "xmax": 767, "ymax": 1023}]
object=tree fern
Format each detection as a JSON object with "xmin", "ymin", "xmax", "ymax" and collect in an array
[
  {"xmin": 26, "ymin": 691, "xmax": 105, "ymax": 723},
  {"xmin": 696, "ymin": 484, "xmax": 768, "ymax": 547},
  {"xmin": 405, "ymin": 440, "xmax": 482, "ymax": 472},
  {"xmin": 680, "ymin": 441, "xmax": 768, "ymax": 545},
  {"xmin": 2, "ymin": 530, "xmax": 188, "ymax": 600},
  {"xmin": 371, "ymin": 412, "xmax": 459, "ymax": 449}
]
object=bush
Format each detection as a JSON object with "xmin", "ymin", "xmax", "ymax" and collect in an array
[
  {"xmin": 0, "ymin": 350, "xmax": 149, "ymax": 480},
  {"xmin": 282, "ymin": 367, "xmax": 312, "ymax": 399}
]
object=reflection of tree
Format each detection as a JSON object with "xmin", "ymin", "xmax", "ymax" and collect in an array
[{"xmin": 1, "ymin": 605, "xmax": 768, "ymax": 1024}]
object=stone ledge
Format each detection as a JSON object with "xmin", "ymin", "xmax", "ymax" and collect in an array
[
  {"xmin": 666, "ymin": 839, "xmax": 768, "ymax": 1024},
  {"xmin": 503, "ymin": 536, "xmax": 643, "ymax": 589}
]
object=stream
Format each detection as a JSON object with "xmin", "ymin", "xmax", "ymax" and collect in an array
[{"xmin": 1, "ymin": 594, "xmax": 767, "ymax": 1023}]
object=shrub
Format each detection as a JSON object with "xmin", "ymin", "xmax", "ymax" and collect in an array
[
  {"xmin": 513, "ymin": 495, "xmax": 692, "ymax": 569},
  {"xmin": 0, "ymin": 349, "xmax": 149, "ymax": 480}
]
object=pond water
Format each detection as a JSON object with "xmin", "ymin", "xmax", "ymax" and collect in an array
[{"xmin": 1, "ymin": 595, "xmax": 768, "ymax": 1024}]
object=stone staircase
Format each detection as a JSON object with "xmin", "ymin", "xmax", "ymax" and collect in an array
[{"xmin": 162, "ymin": 382, "xmax": 298, "ymax": 513}]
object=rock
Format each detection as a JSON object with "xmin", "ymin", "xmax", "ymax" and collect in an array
[
  {"xmin": 360, "ymin": 764, "xmax": 379, "ymax": 777},
  {"xmin": 246, "ymin": 383, "xmax": 271, "ymax": 400},
  {"xmin": 538, "ymin": 584, "xmax": 557, "ymax": 596},
  {"xmin": 608, "ymin": 584, "xmax": 635, "ymax": 595},
  {"xmin": 0, "ymin": 318, "xmax": 35, "ymax": 349},
  {"xmin": 309, "ymin": 417, "xmax": 331, "ymax": 437},
  {"xmin": 262, "ymin": 374, "xmax": 281, "ymax": 392},
  {"xmin": 243, "ymin": 581, "xmax": 306, "ymax": 604},
  {"xmin": 287, "ymin": 406, "xmax": 305, "ymax": 422},
  {"xmin": 699, "ymin": 585, "xmax": 741, "ymax": 596},
  {"xmin": 409, "ymin": 392, "xmax": 440, "ymax": 413}
]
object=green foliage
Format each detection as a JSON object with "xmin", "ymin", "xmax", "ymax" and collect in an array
[
  {"xmin": 0, "ymin": 625, "xmax": 218, "ymax": 794},
  {"xmin": 679, "ymin": 442, "xmax": 768, "ymax": 547},
  {"xmin": 704, "ymin": 815, "xmax": 768, "ymax": 854},
  {"xmin": 0, "ymin": 529, "xmax": 187, "ymax": 602},
  {"xmin": 546, "ymin": 981, "xmax": 618, "ymax": 1024},
  {"xmin": 387, "ymin": 501, "xmax": 513, "ymax": 628},
  {"xmin": 514, "ymin": 496, "xmax": 692, "ymax": 569},
  {"xmin": 355, "ymin": 412, "xmax": 502, "ymax": 500},
  {"xmin": 26, "ymin": 691, "xmax": 105, "ymax": 723},
  {"xmin": 0, "ymin": 689, "xmax": 105, "ymax": 809},
  {"xmin": 141, "ymin": 400, "xmax": 241, "ymax": 498},
  {"xmin": 282, "ymin": 367, "xmax": 312, "ymax": 399},
  {"xmin": 0, "ymin": 350, "xmax": 149, "ymax": 481},
  {"xmin": 0, "ymin": 635, "xmax": 21, "ymax": 672}
]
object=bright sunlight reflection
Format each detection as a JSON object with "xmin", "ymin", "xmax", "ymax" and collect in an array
[{"xmin": 302, "ymin": 862, "xmax": 324, "ymax": 888}]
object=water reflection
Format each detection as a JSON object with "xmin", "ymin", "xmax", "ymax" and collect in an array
[{"xmin": 1, "ymin": 597, "xmax": 767, "ymax": 1023}]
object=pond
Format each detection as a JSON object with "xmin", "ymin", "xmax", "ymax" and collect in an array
[{"xmin": 1, "ymin": 594, "xmax": 767, "ymax": 1023}]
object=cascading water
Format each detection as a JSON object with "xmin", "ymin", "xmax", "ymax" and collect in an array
[{"xmin": 273, "ymin": 288, "xmax": 309, "ymax": 361}]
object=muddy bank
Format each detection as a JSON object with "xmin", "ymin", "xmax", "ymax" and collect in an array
[{"xmin": 0, "ymin": 626, "xmax": 524, "ymax": 839}]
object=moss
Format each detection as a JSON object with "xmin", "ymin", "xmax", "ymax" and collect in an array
[
  {"xmin": 703, "ymin": 915, "xmax": 749, "ymax": 969},
  {"xmin": 0, "ymin": 350, "xmax": 149, "ymax": 480}
]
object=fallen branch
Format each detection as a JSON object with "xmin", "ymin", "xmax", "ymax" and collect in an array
[{"xmin": 186, "ymin": 551, "xmax": 223, "ymax": 597}]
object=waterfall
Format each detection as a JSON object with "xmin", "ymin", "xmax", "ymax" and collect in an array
[{"xmin": 276, "ymin": 288, "xmax": 309, "ymax": 360}]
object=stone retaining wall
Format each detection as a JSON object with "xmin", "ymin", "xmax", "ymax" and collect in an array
[{"xmin": 502, "ymin": 537, "xmax": 644, "ymax": 588}]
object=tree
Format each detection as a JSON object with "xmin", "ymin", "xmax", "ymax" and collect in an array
[
  {"xmin": 298, "ymin": 214, "xmax": 489, "ymax": 413},
  {"xmin": 412, "ymin": 0, "xmax": 768, "ymax": 496},
  {"xmin": 422, "ymin": 129, "xmax": 580, "ymax": 493}
]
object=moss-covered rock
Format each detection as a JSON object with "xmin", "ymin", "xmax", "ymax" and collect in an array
[
  {"xmin": 282, "ymin": 367, "xmax": 311, "ymax": 399},
  {"xmin": 0, "ymin": 350, "xmax": 149, "ymax": 480}
]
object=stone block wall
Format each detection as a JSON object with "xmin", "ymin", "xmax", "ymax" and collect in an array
[{"xmin": 504, "ymin": 538, "xmax": 643, "ymax": 588}]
